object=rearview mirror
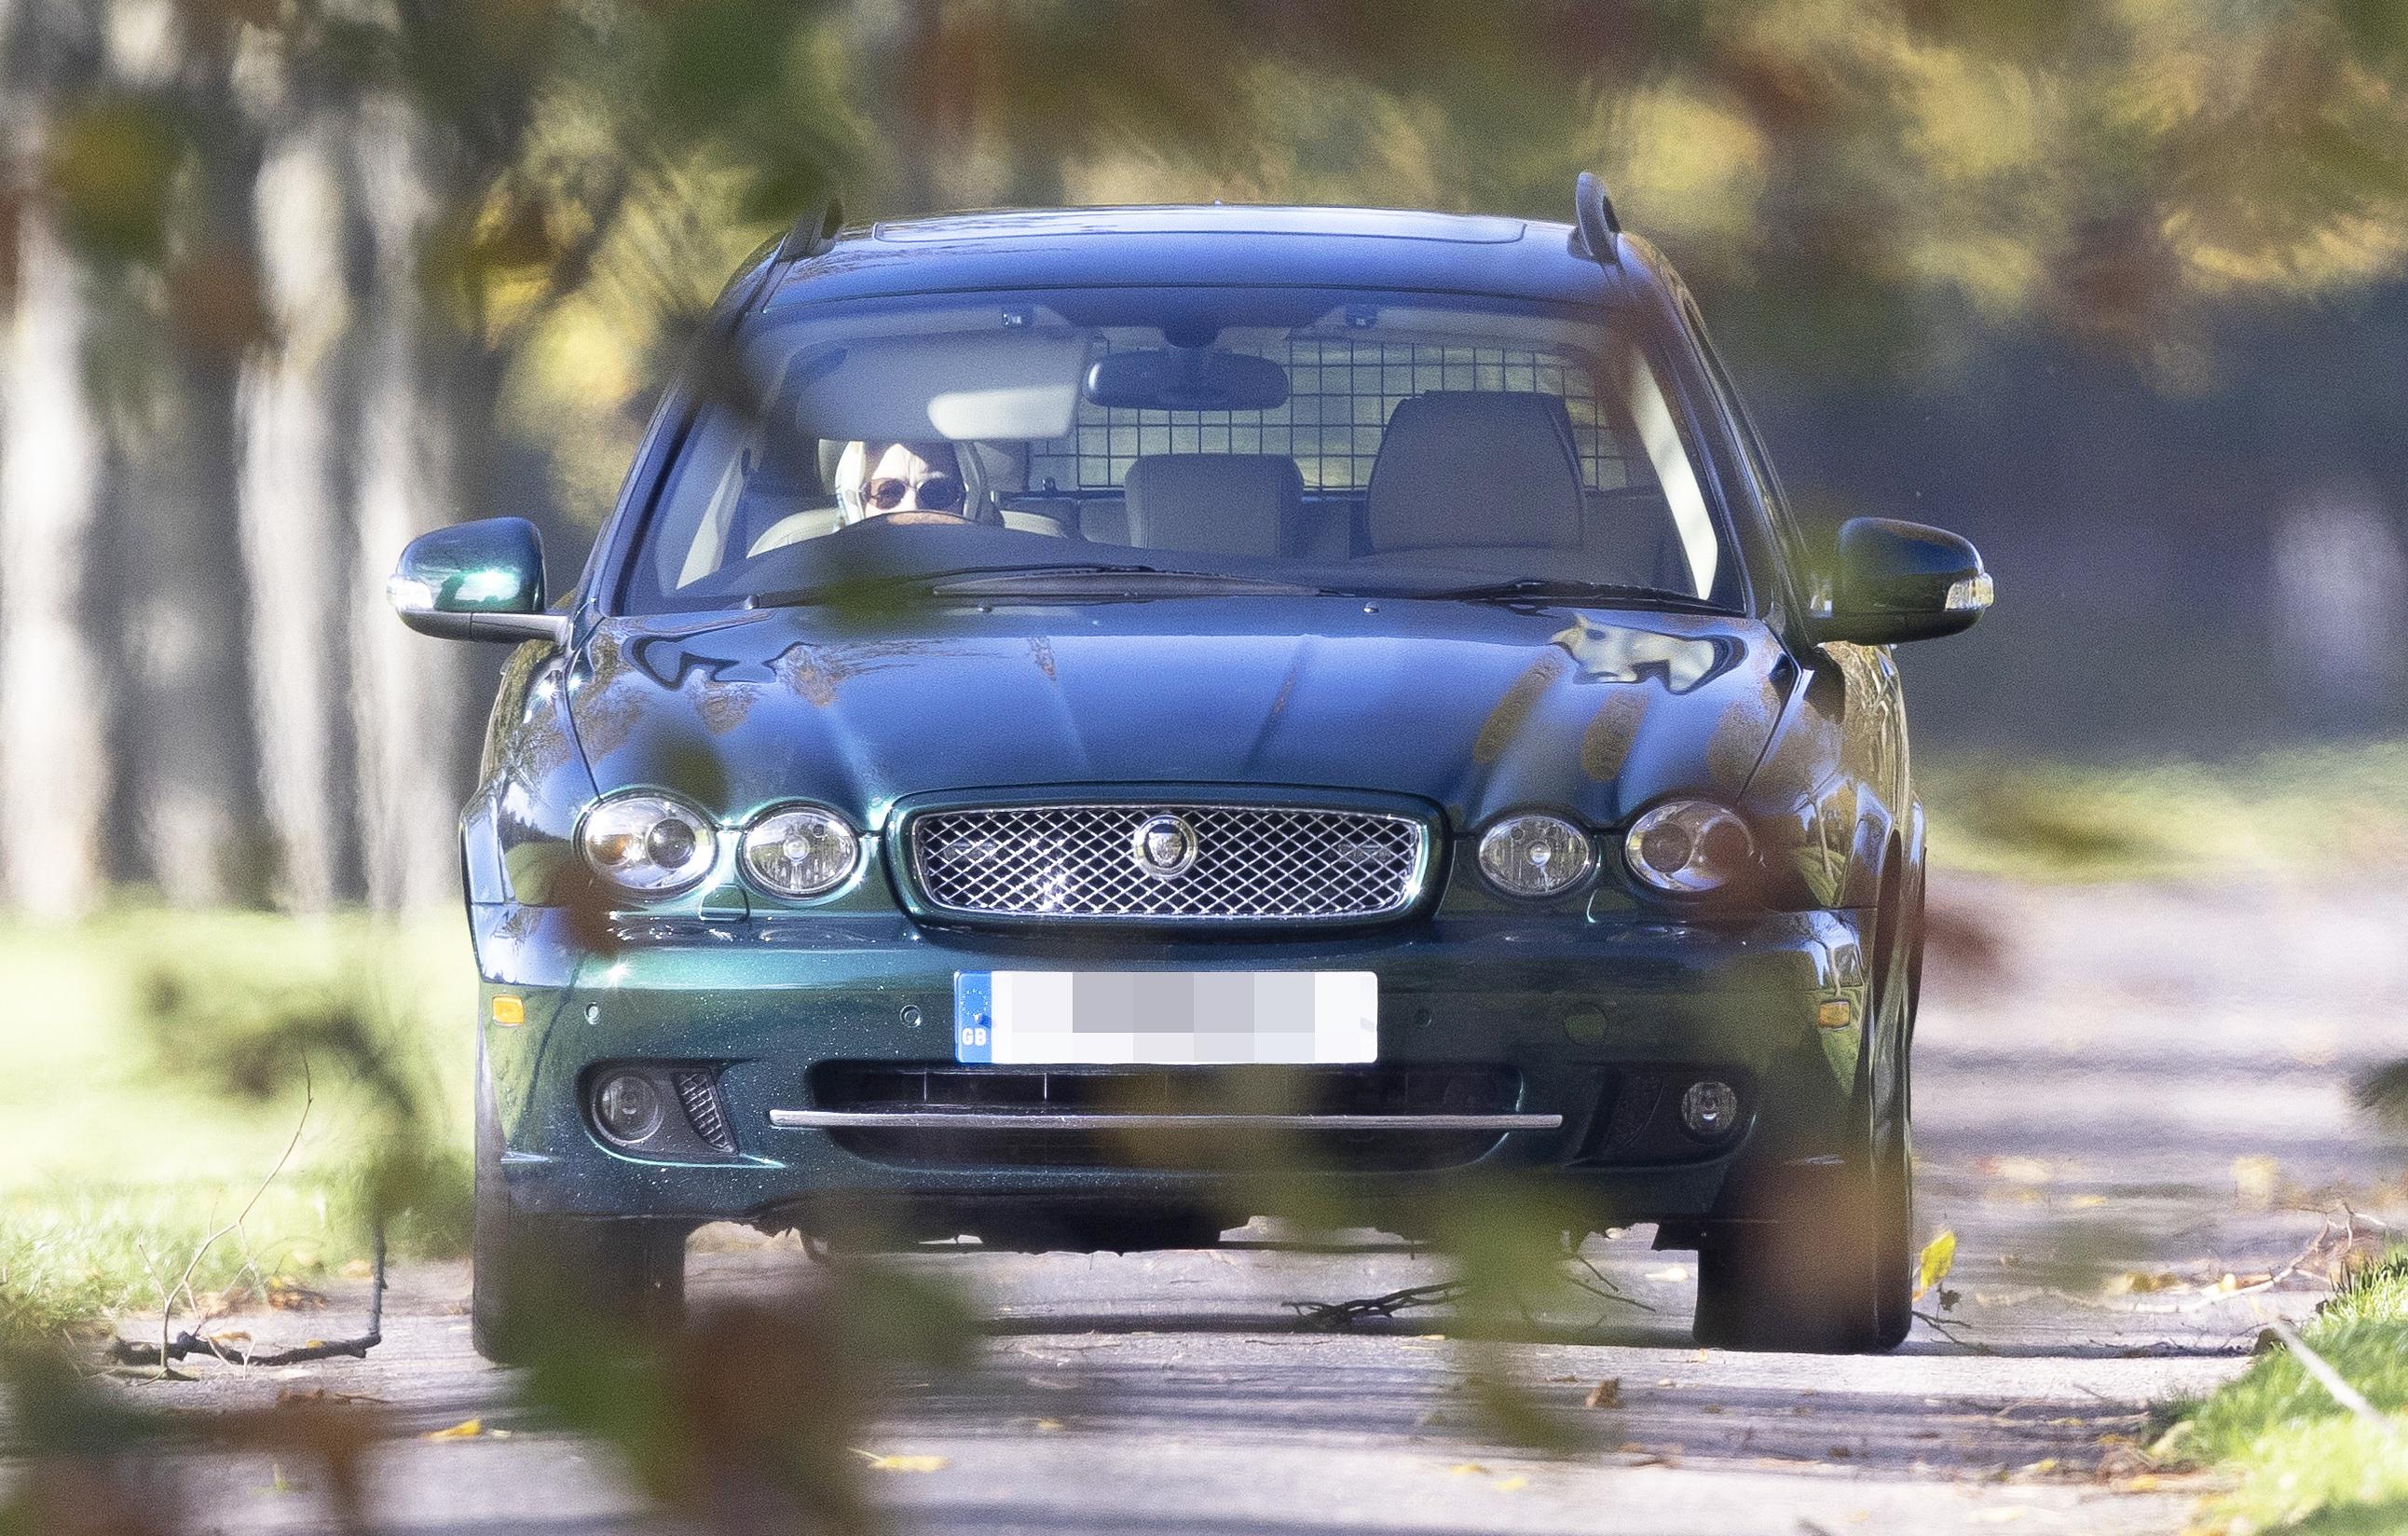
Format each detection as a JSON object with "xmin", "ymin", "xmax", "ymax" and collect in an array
[
  {"xmin": 1084, "ymin": 348, "xmax": 1290, "ymax": 412},
  {"xmin": 1811, "ymin": 516, "xmax": 1991, "ymax": 645},
  {"xmin": 389, "ymin": 517, "xmax": 568, "ymax": 644}
]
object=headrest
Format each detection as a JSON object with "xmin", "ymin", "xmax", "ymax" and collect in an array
[
  {"xmin": 1366, "ymin": 391, "xmax": 1585, "ymax": 553},
  {"xmin": 1123, "ymin": 454, "xmax": 1303, "ymax": 555}
]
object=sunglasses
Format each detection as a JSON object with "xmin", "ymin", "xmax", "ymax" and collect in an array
[{"xmin": 864, "ymin": 474, "xmax": 965, "ymax": 513}]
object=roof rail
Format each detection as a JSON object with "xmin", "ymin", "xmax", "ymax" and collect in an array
[
  {"xmin": 775, "ymin": 195, "xmax": 846, "ymax": 265},
  {"xmin": 1572, "ymin": 171, "xmax": 1621, "ymax": 267}
]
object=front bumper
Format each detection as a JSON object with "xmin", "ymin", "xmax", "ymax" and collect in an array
[{"xmin": 471, "ymin": 902, "xmax": 1873, "ymax": 1236}]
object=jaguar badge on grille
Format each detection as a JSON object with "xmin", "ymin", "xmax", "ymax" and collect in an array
[{"xmin": 1130, "ymin": 814, "xmax": 1200, "ymax": 879}]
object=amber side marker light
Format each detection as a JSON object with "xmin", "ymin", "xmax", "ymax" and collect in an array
[
  {"xmin": 1816, "ymin": 999, "xmax": 1854, "ymax": 1030},
  {"xmin": 491, "ymin": 995, "xmax": 526, "ymax": 1027}
]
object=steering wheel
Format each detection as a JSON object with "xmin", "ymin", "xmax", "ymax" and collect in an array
[{"xmin": 876, "ymin": 509, "xmax": 978, "ymax": 528}]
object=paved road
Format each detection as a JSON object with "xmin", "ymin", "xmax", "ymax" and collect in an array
[{"xmin": 44, "ymin": 874, "xmax": 2408, "ymax": 1534}]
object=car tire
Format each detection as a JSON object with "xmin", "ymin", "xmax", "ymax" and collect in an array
[
  {"xmin": 472, "ymin": 1051, "xmax": 688, "ymax": 1365},
  {"xmin": 1691, "ymin": 873, "xmax": 1919, "ymax": 1353}
]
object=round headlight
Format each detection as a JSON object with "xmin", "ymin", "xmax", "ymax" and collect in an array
[
  {"xmin": 580, "ymin": 793, "xmax": 718, "ymax": 896},
  {"xmin": 741, "ymin": 805, "xmax": 860, "ymax": 898},
  {"xmin": 1476, "ymin": 813, "xmax": 1596, "ymax": 898},
  {"xmin": 1623, "ymin": 800, "xmax": 1755, "ymax": 894}
]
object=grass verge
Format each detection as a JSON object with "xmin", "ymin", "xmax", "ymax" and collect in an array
[
  {"xmin": 0, "ymin": 908, "xmax": 475, "ymax": 1342},
  {"xmin": 2161, "ymin": 1251, "xmax": 2408, "ymax": 1533},
  {"xmin": 1922, "ymin": 743, "xmax": 2408, "ymax": 882}
]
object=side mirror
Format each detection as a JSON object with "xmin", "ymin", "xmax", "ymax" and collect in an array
[
  {"xmin": 1811, "ymin": 516, "xmax": 1992, "ymax": 645},
  {"xmin": 389, "ymin": 517, "xmax": 569, "ymax": 644}
]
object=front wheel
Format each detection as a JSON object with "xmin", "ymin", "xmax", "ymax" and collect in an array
[
  {"xmin": 472, "ymin": 1061, "xmax": 687, "ymax": 1365},
  {"xmin": 1688, "ymin": 1069, "xmax": 1913, "ymax": 1352},
  {"xmin": 1692, "ymin": 880, "xmax": 1918, "ymax": 1353}
]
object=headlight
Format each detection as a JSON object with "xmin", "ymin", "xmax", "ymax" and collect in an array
[
  {"xmin": 580, "ymin": 792, "xmax": 718, "ymax": 896},
  {"xmin": 741, "ymin": 804, "xmax": 860, "ymax": 898},
  {"xmin": 1623, "ymin": 799, "xmax": 1754, "ymax": 894},
  {"xmin": 1476, "ymin": 813, "xmax": 1595, "ymax": 898}
]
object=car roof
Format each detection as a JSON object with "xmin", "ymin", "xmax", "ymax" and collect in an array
[{"xmin": 759, "ymin": 203, "xmax": 1647, "ymax": 310}]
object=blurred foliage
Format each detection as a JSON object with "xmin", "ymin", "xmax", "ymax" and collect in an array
[
  {"xmin": 12, "ymin": 0, "xmax": 2408, "ymax": 518},
  {"xmin": 0, "ymin": 911, "xmax": 472, "ymax": 1337},
  {"xmin": 1922, "ymin": 743, "xmax": 2408, "ymax": 880}
]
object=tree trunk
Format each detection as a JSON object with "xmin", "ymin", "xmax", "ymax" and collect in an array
[
  {"xmin": 0, "ymin": 213, "xmax": 110, "ymax": 917},
  {"xmin": 349, "ymin": 102, "xmax": 465, "ymax": 912},
  {"xmin": 239, "ymin": 118, "xmax": 354, "ymax": 911}
]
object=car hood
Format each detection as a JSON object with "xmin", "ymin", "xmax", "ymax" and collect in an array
[{"xmin": 565, "ymin": 597, "xmax": 1796, "ymax": 830}]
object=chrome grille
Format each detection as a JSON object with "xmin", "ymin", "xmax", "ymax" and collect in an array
[{"xmin": 906, "ymin": 802, "xmax": 1428, "ymax": 922}]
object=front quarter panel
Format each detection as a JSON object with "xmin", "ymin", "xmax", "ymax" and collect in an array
[
  {"xmin": 1739, "ymin": 640, "xmax": 1910, "ymax": 911},
  {"xmin": 467, "ymin": 637, "xmax": 596, "ymax": 949}
]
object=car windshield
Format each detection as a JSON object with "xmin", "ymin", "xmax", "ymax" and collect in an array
[{"xmin": 618, "ymin": 285, "xmax": 1744, "ymax": 615}]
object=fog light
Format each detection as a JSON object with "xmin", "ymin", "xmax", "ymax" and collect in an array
[
  {"xmin": 594, "ymin": 1071, "xmax": 664, "ymax": 1145},
  {"xmin": 1680, "ymin": 1079, "xmax": 1740, "ymax": 1137}
]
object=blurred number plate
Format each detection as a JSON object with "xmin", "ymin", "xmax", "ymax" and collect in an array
[{"xmin": 953, "ymin": 971, "xmax": 1377, "ymax": 1065}]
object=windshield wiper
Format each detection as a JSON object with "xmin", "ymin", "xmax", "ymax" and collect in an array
[
  {"xmin": 929, "ymin": 566, "xmax": 1328, "ymax": 599},
  {"xmin": 746, "ymin": 562, "xmax": 1257, "ymax": 609},
  {"xmin": 1382, "ymin": 576, "xmax": 1723, "ymax": 610}
]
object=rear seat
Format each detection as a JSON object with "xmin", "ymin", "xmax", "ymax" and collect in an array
[{"xmin": 1123, "ymin": 454, "xmax": 1302, "ymax": 555}]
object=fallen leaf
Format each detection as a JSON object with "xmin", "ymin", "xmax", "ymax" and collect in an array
[
  {"xmin": 2066, "ymin": 1194, "xmax": 2108, "ymax": 1209},
  {"xmin": 1584, "ymin": 1378, "xmax": 1621, "ymax": 1409},
  {"xmin": 2232, "ymin": 1155, "xmax": 2280, "ymax": 1209},
  {"xmin": 1033, "ymin": 1419, "xmax": 1063, "ymax": 1432},
  {"xmin": 2125, "ymin": 1473, "xmax": 2161, "ymax": 1491},
  {"xmin": 1915, "ymin": 1229, "xmax": 1958, "ymax": 1300},
  {"xmin": 425, "ymin": 1419, "xmax": 484, "ymax": 1441},
  {"xmin": 1495, "ymin": 1475, "xmax": 1528, "ymax": 1492},
  {"xmin": 1448, "ymin": 1463, "xmax": 1490, "ymax": 1476},
  {"xmin": 1977, "ymin": 1156, "xmax": 2053, "ymax": 1185},
  {"xmin": 852, "ymin": 1450, "xmax": 947, "ymax": 1473},
  {"xmin": 340, "ymin": 1259, "xmax": 375, "ymax": 1280},
  {"xmin": 2105, "ymin": 1270, "xmax": 2186, "ymax": 1296}
]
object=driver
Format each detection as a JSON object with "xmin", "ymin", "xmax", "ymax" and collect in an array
[{"xmin": 836, "ymin": 439, "xmax": 972, "ymax": 524}]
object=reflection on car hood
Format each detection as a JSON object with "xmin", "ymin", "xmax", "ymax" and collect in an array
[{"xmin": 565, "ymin": 597, "xmax": 1796, "ymax": 829}]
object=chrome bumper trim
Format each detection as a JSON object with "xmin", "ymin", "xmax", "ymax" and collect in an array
[{"xmin": 767, "ymin": 1108, "xmax": 1562, "ymax": 1133}]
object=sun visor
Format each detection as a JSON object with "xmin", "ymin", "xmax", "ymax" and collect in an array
[{"xmin": 784, "ymin": 332, "xmax": 1093, "ymax": 442}]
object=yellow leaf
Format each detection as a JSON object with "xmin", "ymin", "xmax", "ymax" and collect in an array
[
  {"xmin": 2232, "ymin": 1155, "xmax": 2279, "ymax": 1208},
  {"xmin": 1495, "ymin": 1475, "xmax": 1528, "ymax": 1492},
  {"xmin": 1448, "ymin": 1463, "xmax": 1490, "ymax": 1476},
  {"xmin": 1915, "ymin": 1229, "xmax": 1958, "ymax": 1300},
  {"xmin": 425, "ymin": 1419, "xmax": 483, "ymax": 1441},
  {"xmin": 2126, "ymin": 1473, "xmax": 2161, "ymax": 1491},
  {"xmin": 1034, "ymin": 1419, "xmax": 1063, "ymax": 1432},
  {"xmin": 2105, "ymin": 1270, "xmax": 2185, "ymax": 1296},
  {"xmin": 852, "ymin": 1451, "xmax": 947, "ymax": 1473}
]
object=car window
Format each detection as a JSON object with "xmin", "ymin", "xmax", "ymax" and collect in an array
[{"xmin": 621, "ymin": 288, "xmax": 1748, "ymax": 615}]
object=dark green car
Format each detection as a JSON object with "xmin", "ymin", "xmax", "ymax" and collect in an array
[{"xmin": 394, "ymin": 177, "xmax": 1991, "ymax": 1361}]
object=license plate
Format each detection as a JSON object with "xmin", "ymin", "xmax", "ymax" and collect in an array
[{"xmin": 953, "ymin": 971, "xmax": 1378, "ymax": 1065}]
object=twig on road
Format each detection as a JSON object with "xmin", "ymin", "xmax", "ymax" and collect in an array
[
  {"xmin": 1285, "ymin": 1281, "xmax": 1465, "ymax": 1330},
  {"xmin": 108, "ymin": 1225, "xmax": 386, "ymax": 1369},
  {"xmin": 141, "ymin": 1058, "xmax": 314, "ymax": 1378},
  {"xmin": 1914, "ymin": 1309, "xmax": 1995, "ymax": 1353}
]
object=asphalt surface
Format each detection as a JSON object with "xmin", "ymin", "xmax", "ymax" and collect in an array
[{"xmin": 35, "ymin": 873, "xmax": 2408, "ymax": 1534}]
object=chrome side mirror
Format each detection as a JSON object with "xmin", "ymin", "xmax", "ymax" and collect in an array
[{"xmin": 389, "ymin": 517, "xmax": 569, "ymax": 644}]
